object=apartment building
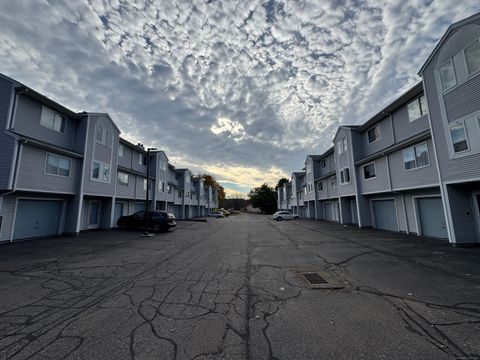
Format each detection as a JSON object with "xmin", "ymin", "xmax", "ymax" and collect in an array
[
  {"xmin": 284, "ymin": 13, "xmax": 480, "ymax": 245},
  {"xmin": 0, "ymin": 74, "xmax": 218, "ymax": 242}
]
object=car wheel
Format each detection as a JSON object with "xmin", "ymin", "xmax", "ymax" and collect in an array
[
  {"xmin": 152, "ymin": 224, "xmax": 161, "ymax": 233},
  {"xmin": 294, "ymin": 216, "xmax": 299, "ymax": 219},
  {"xmin": 118, "ymin": 222, "xmax": 127, "ymax": 230},
  {"xmin": 277, "ymin": 217, "xmax": 283, "ymax": 221}
]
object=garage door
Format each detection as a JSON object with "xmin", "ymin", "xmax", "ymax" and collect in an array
[
  {"xmin": 324, "ymin": 203, "xmax": 334, "ymax": 221},
  {"xmin": 191, "ymin": 206, "xmax": 198, "ymax": 218},
  {"xmin": 13, "ymin": 199, "xmax": 62, "ymax": 240},
  {"xmin": 373, "ymin": 200, "xmax": 397, "ymax": 232},
  {"xmin": 417, "ymin": 197, "xmax": 448, "ymax": 239},
  {"xmin": 134, "ymin": 202, "xmax": 145, "ymax": 213}
]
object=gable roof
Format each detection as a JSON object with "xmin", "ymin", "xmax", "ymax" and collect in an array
[{"xmin": 418, "ymin": 12, "xmax": 480, "ymax": 74}]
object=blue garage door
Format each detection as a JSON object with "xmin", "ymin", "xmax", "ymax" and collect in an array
[
  {"xmin": 373, "ymin": 200, "xmax": 397, "ymax": 232},
  {"xmin": 13, "ymin": 199, "xmax": 62, "ymax": 240},
  {"xmin": 113, "ymin": 202, "xmax": 124, "ymax": 227},
  {"xmin": 134, "ymin": 202, "xmax": 145, "ymax": 213},
  {"xmin": 324, "ymin": 203, "xmax": 334, "ymax": 221},
  {"xmin": 417, "ymin": 197, "xmax": 448, "ymax": 239}
]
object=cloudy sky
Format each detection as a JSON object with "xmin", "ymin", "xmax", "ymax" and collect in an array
[{"xmin": 1, "ymin": 1, "xmax": 479, "ymax": 196}]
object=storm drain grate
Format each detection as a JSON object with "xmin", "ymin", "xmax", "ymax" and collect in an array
[{"xmin": 301, "ymin": 272, "xmax": 329, "ymax": 285}]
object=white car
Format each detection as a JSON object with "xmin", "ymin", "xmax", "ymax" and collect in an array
[{"xmin": 272, "ymin": 211, "xmax": 299, "ymax": 221}]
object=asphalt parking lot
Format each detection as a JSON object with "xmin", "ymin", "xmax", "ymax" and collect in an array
[{"xmin": 0, "ymin": 214, "xmax": 479, "ymax": 359}]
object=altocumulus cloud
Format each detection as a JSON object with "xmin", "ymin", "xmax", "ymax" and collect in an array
[{"xmin": 1, "ymin": 0, "xmax": 480, "ymax": 196}]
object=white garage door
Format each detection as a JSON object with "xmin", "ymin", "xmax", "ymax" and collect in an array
[
  {"xmin": 373, "ymin": 200, "xmax": 398, "ymax": 232},
  {"xmin": 417, "ymin": 197, "xmax": 448, "ymax": 239},
  {"xmin": 324, "ymin": 203, "xmax": 335, "ymax": 221},
  {"xmin": 13, "ymin": 199, "xmax": 62, "ymax": 240}
]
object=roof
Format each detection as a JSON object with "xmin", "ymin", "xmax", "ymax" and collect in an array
[
  {"xmin": 418, "ymin": 12, "xmax": 480, "ymax": 74},
  {"xmin": 354, "ymin": 82, "xmax": 423, "ymax": 132}
]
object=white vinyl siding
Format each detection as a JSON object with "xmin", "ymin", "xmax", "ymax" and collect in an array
[{"xmin": 45, "ymin": 153, "xmax": 71, "ymax": 177}]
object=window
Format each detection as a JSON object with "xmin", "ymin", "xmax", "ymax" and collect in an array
[
  {"xmin": 439, "ymin": 59, "xmax": 457, "ymax": 91},
  {"xmin": 159, "ymin": 160, "xmax": 167, "ymax": 171},
  {"xmin": 408, "ymin": 95, "xmax": 428, "ymax": 122},
  {"xmin": 403, "ymin": 143, "xmax": 430, "ymax": 170},
  {"xmin": 450, "ymin": 123, "xmax": 469, "ymax": 153},
  {"xmin": 158, "ymin": 180, "xmax": 165, "ymax": 192},
  {"xmin": 118, "ymin": 144, "xmax": 125, "ymax": 158},
  {"xmin": 143, "ymin": 179, "xmax": 148, "ymax": 191},
  {"xmin": 92, "ymin": 161, "xmax": 110, "ymax": 182},
  {"xmin": 465, "ymin": 39, "xmax": 480, "ymax": 76},
  {"xmin": 340, "ymin": 168, "xmax": 350, "ymax": 184},
  {"xmin": 40, "ymin": 106, "xmax": 66, "ymax": 133},
  {"xmin": 306, "ymin": 163, "xmax": 312, "ymax": 174},
  {"xmin": 168, "ymin": 185, "xmax": 172, "ymax": 194},
  {"xmin": 337, "ymin": 138, "xmax": 347, "ymax": 154},
  {"xmin": 367, "ymin": 125, "xmax": 381, "ymax": 143},
  {"xmin": 178, "ymin": 190, "xmax": 182, "ymax": 198},
  {"xmin": 45, "ymin": 154, "xmax": 71, "ymax": 177},
  {"xmin": 320, "ymin": 159, "xmax": 326, "ymax": 169},
  {"xmin": 175, "ymin": 174, "xmax": 179, "ymax": 180},
  {"xmin": 317, "ymin": 181, "xmax": 323, "ymax": 191},
  {"xmin": 330, "ymin": 177, "xmax": 337, "ymax": 189},
  {"xmin": 363, "ymin": 163, "xmax": 376, "ymax": 179},
  {"xmin": 96, "ymin": 126, "xmax": 112, "ymax": 148},
  {"xmin": 117, "ymin": 172, "xmax": 128, "ymax": 186},
  {"xmin": 138, "ymin": 153, "xmax": 147, "ymax": 166}
]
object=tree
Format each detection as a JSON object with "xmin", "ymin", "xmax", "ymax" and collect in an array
[
  {"xmin": 248, "ymin": 183, "xmax": 277, "ymax": 214},
  {"xmin": 275, "ymin": 178, "xmax": 289, "ymax": 191},
  {"xmin": 201, "ymin": 174, "xmax": 226, "ymax": 207}
]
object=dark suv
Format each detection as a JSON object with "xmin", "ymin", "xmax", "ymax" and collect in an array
[{"xmin": 117, "ymin": 210, "xmax": 176, "ymax": 232}]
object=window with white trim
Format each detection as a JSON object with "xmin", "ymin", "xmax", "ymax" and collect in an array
[
  {"xmin": 158, "ymin": 180, "xmax": 165, "ymax": 192},
  {"xmin": 92, "ymin": 161, "xmax": 110, "ymax": 182},
  {"xmin": 439, "ymin": 59, "xmax": 457, "ymax": 91},
  {"xmin": 320, "ymin": 159, "xmax": 326, "ymax": 169},
  {"xmin": 367, "ymin": 125, "xmax": 381, "ymax": 143},
  {"xmin": 465, "ymin": 39, "xmax": 480, "ymax": 76},
  {"xmin": 177, "ymin": 190, "xmax": 182, "ymax": 198},
  {"xmin": 117, "ymin": 171, "xmax": 129, "ymax": 186},
  {"xmin": 337, "ymin": 138, "xmax": 347, "ymax": 154},
  {"xmin": 45, "ymin": 153, "xmax": 71, "ymax": 177},
  {"xmin": 317, "ymin": 181, "xmax": 323, "ymax": 191},
  {"xmin": 40, "ymin": 106, "xmax": 66, "ymax": 133},
  {"xmin": 167, "ymin": 185, "xmax": 172, "ymax": 194},
  {"xmin": 408, "ymin": 95, "xmax": 428, "ymax": 122},
  {"xmin": 138, "ymin": 153, "xmax": 147, "ymax": 166},
  {"xmin": 96, "ymin": 126, "xmax": 112, "ymax": 148},
  {"xmin": 143, "ymin": 179, "xmax": 148, "ymax": 191},
  {"xmin": 450, "ymin": 123, "xmax": 469, "ymax": 153},
  {"xmin": 363, "ymin": 163, "xmax": 376, "ymax": 179},
  {"xmin": 340, "ymin": 168, "xmax": 350, "ymax": 184},
  {"xmin": 403, "ymin": 143, "xmax": 430, "ymax": 170},
  {"xmin": 330, "ymin": 176, "xmax": 337, "ymax": 189}
]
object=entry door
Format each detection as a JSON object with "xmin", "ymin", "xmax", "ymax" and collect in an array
[
  {"xmin": 373, "ymin": 200, "xmax": 397, "ymax": 232},
  {"xmin": 113, "ymin": 202, "xmax": 124, "ymax": 227},
  {"xmin": 88, "ymin": 201, "xmax": 101, "ymax": 229},
  {"xmin": 417, "ymin": 197, "xmax": 448, "ymax": 239},
  {"xmin": 13, "ymin": 200, "xmax": 62, "ymax": 240}
]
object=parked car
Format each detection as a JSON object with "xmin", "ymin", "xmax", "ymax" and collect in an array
[
  {"xmin": 210, "ymin": 211, "xmax": 225, "ymax": 218},
  {"xmin": 117, "ymin": 211, "xmax": 176, "ymax": 232},
  {"xmin": 272, "ymin": 211, "xmax": 299, "ymax": 221}
]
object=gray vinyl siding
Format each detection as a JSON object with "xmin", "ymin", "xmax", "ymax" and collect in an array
[
  {"xmin": 319, "ymin": 154, "xmax": 335, "ymax": 176},
  {"xmin": 82, "ymin": 115, "xmax": 118, "ymax": 196},
  {"xmin": 132, "ymin": 150, "xmax": 147, "ymax": 174},
  {"xmin": 423, "ymin": 47, "xmax": 480, "ymax": 182},
  {"xmin": 0, "ymin": 195, "xmax": 15, "ymax": 241},
  {"xmin": 444, "ymin": 67, "xmax": 480, "ymax": 122},
  {"xmin": 0, "ymin": 78, "xmax": 14, "ymax": 189},
  {"xmin": 118, "ymin": 145, "xmax": 133, "ymax": 168},
  {"xmin": 361, "ymin": 117, "xmax": 394, "ymax": 157},
  {"xmin": 16, "ymin": 144, "xmax": 79, "ymax": 194},
  {"xmin": 12, "ymin": 95, "xmax": 76, "ymax": 150},
  {"xmin": 358, "ymin": 157, "xmax": 390, "ymax": 194},
  {"xmin": 135, "ymin": 175, "xmax": 147, "ymax": 200},
  {"xmin": 392, "ymin": 107, "xmax": 430, "ymax": 143},
  {"xmin": 326, "ymin": 175, "xmax": 338, "ymax": 198},
  {"xmin": 305, "ymin": 157, "xmax": 315, "ymax": 201},
  {"xmin": 446, "ymin": 185, "xmax": 478, "ymax": 244},
  {"xmin": 115, "ymin": 172, "xmax": 135, "ymax": 199},
  {"xmin": 72, "ymin": 120, "xmax": 87, "ymax": 154},
  {"xmin": 389, "ymin": 139, "xmax": 439, "ymax": 190},
  {"xmin": 336, "ymin": 129, "xmax": 356, "ymax": 196}
]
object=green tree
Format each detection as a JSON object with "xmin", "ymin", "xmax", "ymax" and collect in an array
[
  {"xmin": 275, "ymin": 177, "xmax": 289, "ymax": 191},
  {"xmin": 201, "ymin": 174, "xmax": 226, "ymax": 206},
  {"xmin": 248, "ymin": 183, "xmax": 277, "ymax": 214}
]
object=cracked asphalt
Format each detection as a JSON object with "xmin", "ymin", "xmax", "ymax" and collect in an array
[{"xmin": 0, "ymin": 213, "xmax": 480, "ymax": 359}]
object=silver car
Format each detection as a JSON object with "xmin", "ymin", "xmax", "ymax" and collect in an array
[{"xmin": 272, "ymin": 211, "xmax": 299, "ymax": 221}]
